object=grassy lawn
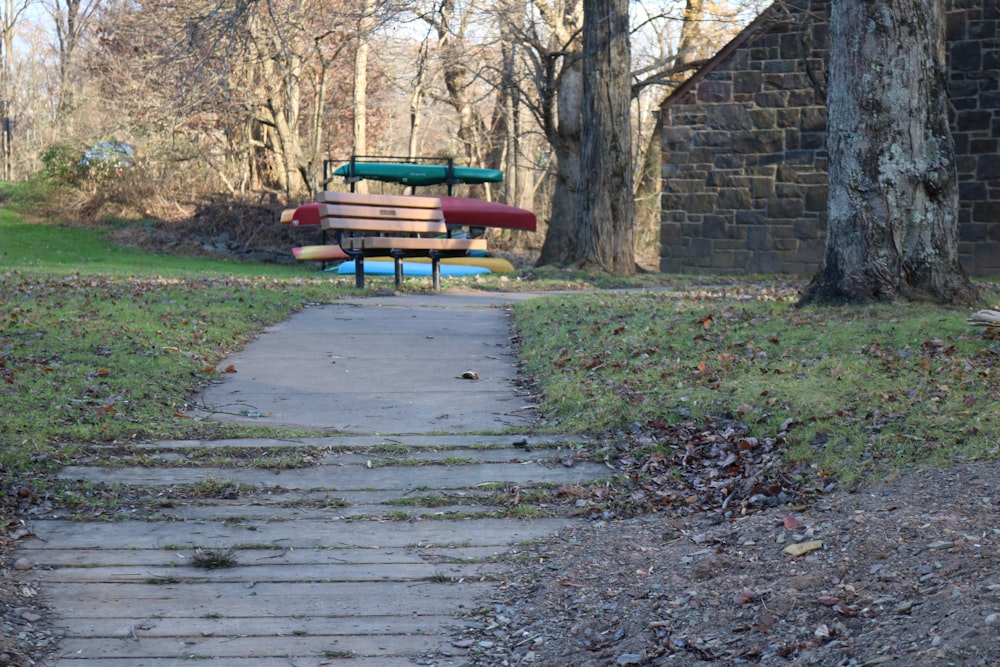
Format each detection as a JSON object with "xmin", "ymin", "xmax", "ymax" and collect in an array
[
  {"xmin": 1, "ymin": 178, "xmax": 998, "ymax": 517},
  {"xmin": 0, "ymin": 183, "xmax": 358, "ymax": 472},
  {"xmin": 515, "ymin": 288, "xmax": 1000, "ymax": 481}
]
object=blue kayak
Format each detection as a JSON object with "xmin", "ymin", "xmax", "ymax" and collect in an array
[{"xmin": 336, "ymin": 260, "xmax": 492, "ymax": 277}]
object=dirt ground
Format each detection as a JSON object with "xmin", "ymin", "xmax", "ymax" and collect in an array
[{"xmin": 463, "ymin": 462, "xmax": 1000, "ymax": 666}]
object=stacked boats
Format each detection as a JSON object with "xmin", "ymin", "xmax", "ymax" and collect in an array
[{"xmin": 283, "ymin": 157, "xmax": 535, "ymax": 277}]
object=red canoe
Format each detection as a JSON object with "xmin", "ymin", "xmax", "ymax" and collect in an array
[
  {"xmin": 283, "ymin": 203, "xmax": 323, "ymax": 227},
  {"xmin": 439, "ymin": 196, "xmax": 536, "ymax": 231},
  {"xmin": 282, "ymin": 198, "xmax": 535, "ymax": 232}
]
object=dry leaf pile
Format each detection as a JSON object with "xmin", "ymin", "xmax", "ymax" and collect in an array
[{"xmin": 575, "ymin": 417, "xmax": 806, "ymax": 522}]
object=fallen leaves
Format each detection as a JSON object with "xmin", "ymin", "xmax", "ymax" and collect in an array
[{"xmin": 602, "ymin": 416, "xmax": 803, "ymax": 519}]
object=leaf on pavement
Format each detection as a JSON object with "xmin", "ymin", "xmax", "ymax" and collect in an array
[{"xmin": 783, "ymin": 540, "xmax": 823, "ymax": 557}]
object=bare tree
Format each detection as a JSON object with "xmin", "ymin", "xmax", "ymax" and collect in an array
[
  {"xmin": 800, "ymin": 0, "xmax": 977, "ymax": 305},
  {"xmin": 351, "ymin": 0, "xmax": 381, "ymax": 193},
  {"xmin": 406, "ymin": 37, "xmax": 433, "ymax": 159},
  {"xmin": 416, "ymin": 0, "xmax": 499, "ymax": 179},
  {"xmin": 90, "ymin": 0, "xmax": 363, "ymax": 197},
  {"xmin": 533, "ymin": 0, "xmax": 752, "ymax": 267},
  {"xmin": 46, "ymin": 0, "xmax": 101, "ymax": 119},
  {"xmin": 631, "ymin": 0, "xmax": 709, "ymax": 267},
  {"xmin": 0, "ymin": 0, "xmax": 33, "ymax": 178}
]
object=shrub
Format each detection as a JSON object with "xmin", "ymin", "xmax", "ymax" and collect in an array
[{"xmin": 40, "ymin": 142, "xmax": 84, "ymax": 185}]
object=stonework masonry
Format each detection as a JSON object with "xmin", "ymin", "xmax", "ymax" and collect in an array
[{"xmin": 659, "ymin": 0, "xmax": 1000, "ymax": 276}]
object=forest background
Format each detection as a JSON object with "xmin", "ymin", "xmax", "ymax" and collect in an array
[{"xmin": 1, "ymin": 0, "xmax": 765, "ymax": 268}]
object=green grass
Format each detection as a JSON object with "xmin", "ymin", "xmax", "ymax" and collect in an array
[
  {"xmin": 0, "ymin": 181, "xmax": 311, "ymax": 279},
  {"xmin": 514, "ymin": 290, "xmax": 1000, "ymax": 481},
  {"xmin": 0, "ymin": 185, "xmax": 364, "ymax": 465},
  {"xmin": 191, "ymin": 548, "xmax": 237, "ymax": 569}
]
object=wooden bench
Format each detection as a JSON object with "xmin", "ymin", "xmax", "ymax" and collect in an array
[{"xmin": 315, "ymin": 191, "xmax": 487, "ymax": 290}]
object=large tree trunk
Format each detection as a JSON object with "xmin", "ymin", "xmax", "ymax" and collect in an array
[
  {"xmin": 536, "ymin": 59, "xmax": 583, "ymax": 266},
  {"xmin": 800, "ymin": 0, "xmax": 977, "ymax": 306},
  {"xmin": 575, "ymin": 0, "xmax": 634, "ymax": 273}
]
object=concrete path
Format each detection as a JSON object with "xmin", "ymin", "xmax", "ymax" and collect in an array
[
  {"xmin": 20, "ymin": 292, "xmax": 600, "ymax": 666},
  {"xmin": 193, "ymin": 293, "xmax": 542, "ymax": 433}
]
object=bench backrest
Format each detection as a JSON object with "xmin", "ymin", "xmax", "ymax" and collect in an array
[{"xmin": 316, "ymin": 191, "xmax": 446, "ymax": 235}]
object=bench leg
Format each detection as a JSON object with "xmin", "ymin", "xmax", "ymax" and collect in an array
[
  {"xmin": 430, "ymin": 251, "xmax": 442, "ymax": 291},
  {"xmin": 391, "ymin": 251, "xmax": 405, "ymax": 288},
  {"xmin": 354, "ymin": 254, "xmax": 365, "ymax": 289}
]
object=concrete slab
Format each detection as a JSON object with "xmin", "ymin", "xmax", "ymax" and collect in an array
[
  {"xmin": 31, "ymin": 561, "xmax": 504, "ymax": 583},
  {"xmin": 148, "ymin": 433, "xmax": 580, "ymax": 449},
  {"xmin": 43, "ymin": 580, "xmax": 495, "ymax": 617},
  {"xmin": 57, "ymin": 459, "xmax": 608, "ymax": 491},
  {"xmin": 57, "ymin": 614, "xmax": 463, "ymax": 639},
  {"xmin": 16, "ymin": 545, "xmax": 504, "ymax": 568},
  {"xmin": 56, "ymin": 632, "xmax": 452, "ymax": 658},
  {"xmin": 192, "ymin": 294, "xmax": 541, "ymax": 433},
  {"xmin": 27, "ymin": 516, "xmax": 574, "ymax": 550}
]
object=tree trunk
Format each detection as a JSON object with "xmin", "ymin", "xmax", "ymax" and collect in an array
[
  {"xmin": 537, "ymin": 60, "xmax": 583, "ymax": 266},
  {"xmin": 633, "ymin": 112, "xmax": 661, "ymax": 265},
  {"xmin": 800, "ymin": 0, "xmax": 978, "ymax": 306},
  {"xmin": 575, "ymin": 0, "xmax": 634, "ymax": 273},
  {"xmin": 352, "ymin": 0, "xmax": 377, "ymax": 195},
  {"xmin": 407, "ymin": 40, "xmax": 430, "ymax": 160}
]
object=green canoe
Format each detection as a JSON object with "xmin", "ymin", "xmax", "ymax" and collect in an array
[{"xmin": 333, "ymin": 161, "xmax": 503, "ymax": 187}]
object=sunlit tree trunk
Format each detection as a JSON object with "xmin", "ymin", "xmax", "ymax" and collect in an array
[
  {"xmin": 352, "ymin": 0, "xmax": 378, "ymax": 193},
  {"xmin": 537, "ymin": 58, "xmax": 583, "ymax": 265},
  {"xmin": 800, "ymin": 0, "xmax": 977, "ymax": 305},
  {"xmin": 574, "ymin": 0, "xmax": 633, "ymax": 272},
  {"xmin": 633, "ymin": 0, "xmax": 705, "ymax": 265},
  {"xmin": 407, "ymin": 40, "xmax": 431, "ymax": 159}
]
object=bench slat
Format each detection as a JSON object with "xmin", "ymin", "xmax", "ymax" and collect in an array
[
  {"xmin": 317, "ymin": 191, "xmax": 443, "ymax": 209},
  {"xmin": 319, "ymin": 203, "xmax": 444, "ymax": 223},
  {"xmin": 347, "ymin": 237, "xmax": 487, "ymax": 252},
  {"xmin": 322, "ymin": 217, "xmax": 448, "ymax": 234}
]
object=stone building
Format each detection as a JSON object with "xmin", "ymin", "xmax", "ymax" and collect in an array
[{"xmin": 659, "ymin": 0, "xmax": 1000, "ymax": 276}]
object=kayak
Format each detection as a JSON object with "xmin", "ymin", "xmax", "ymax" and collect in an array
[
  {"xmin": 281, "ymin": 203, "xmax": 322, "ymax": 227},
  {"xmin": 282, "ymin": 199, "xmax": 534, "ymax": 232},
  {"xmin": 332, "ymin": 162, "xmax": 503, "ymax": 187},
  {"xmin": 440, "ymin": 196, "xmax": 536, "ymax": 232},
  {"xmin": 363, "ymin": 256, "xmax": 515, "ymax": 273},
  {"xmin": 336, "ymin": 260, "xmax": 492, "ymax": 277},
  {"xmin": 292, "ymin": 245, "xmax": 347, "ymax": 261}
]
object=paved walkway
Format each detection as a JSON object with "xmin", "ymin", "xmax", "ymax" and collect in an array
[{"xmin": 20, "ymin": 292, "xmax": 602, "ymax": 666}]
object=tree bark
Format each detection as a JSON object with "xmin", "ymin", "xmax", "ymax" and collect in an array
[
  {"xmin": 536, "ymin": 59, "xmax": 583, "ymax": 266},
  {"xmin": 575, "ymin": 0, "xmax": 634, "ymax": 273},
  {"xmin": 352, "ymin": 0, "xmax": 377, "ymax": 194},
  {"xmin": 800, "ymin": 0, "xmax": 978, "ymax": 306}
]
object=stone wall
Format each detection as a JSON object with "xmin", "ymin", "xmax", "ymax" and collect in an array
[
  {"xmin": 950, "ymin": 0, "xmax": 1000, "ymax": 275},
  {"xmin": 660, "ymin": 0, "xmax": 1000, "ymax": 276}
]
